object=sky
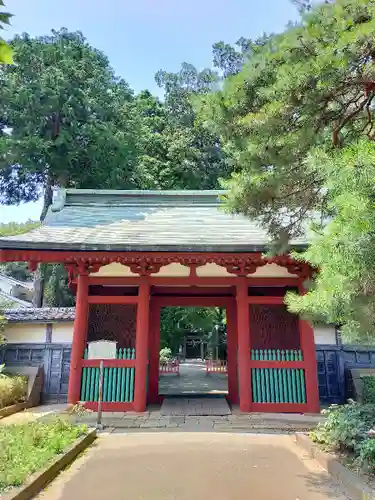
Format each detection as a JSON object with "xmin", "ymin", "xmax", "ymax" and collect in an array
[{"xmin": 0, "ymin": 0, "xmax": 299, "ymax": 224}]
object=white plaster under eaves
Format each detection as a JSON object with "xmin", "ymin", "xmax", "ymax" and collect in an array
[{"xmin": 90, "ymin": 262, "xmax": 297, "ymax": 278}]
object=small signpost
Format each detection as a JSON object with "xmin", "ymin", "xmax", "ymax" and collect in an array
[
  {"xmin": 87, "ymin": 341, "xmax": 117, "ymax": 429},
  {"xmin": 97, "ymin": 360, "xmax": 104, "ymax": 429}
]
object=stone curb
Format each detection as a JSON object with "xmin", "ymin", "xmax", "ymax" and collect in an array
[
  {"xmin": 295, "ymin": 433, "xmax": 375, "ymax": 500},
  {"xmin": 2, "ymin": 429, "xmax": 97, "ymax": 500},
  {"xmin": 0, "ymin": 401, "xmax": 30, "ymax": 420}
]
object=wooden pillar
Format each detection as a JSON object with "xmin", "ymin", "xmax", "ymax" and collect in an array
[
  {"xmin": 236, "ymin": 278, "xmax": 251, "ymax": 412},
  {"xmin": 148, "ymin": 301, "xmax": 160, "ymax": 404},
  {"xmin": 134, "ymin": 281, "xmax": 150, "ymax": 412},
  {"xmin": 226, "ymin": 300, "xmax": 238, "ymax": 405},
  {"xmin": 68, "ymin": 272, "xmax": 89, "ymax": 405},
  {"xmin": 298, "ymin": 283, "xmax": 320, "ymax": 413}
]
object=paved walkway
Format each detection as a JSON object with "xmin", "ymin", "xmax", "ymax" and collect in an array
[
  {"xmin": 73, "ymin": 409, "xmax": 323, "ymax": 432},
  {"xmin": 160, "ymin": 396, "xmax": 231, "ymax": 416},
  {"xmin": 36, "ymin": 433, "xmax": 349, "ymax": 500},
  {"xmin": 159, "ymin": 360, "xmax": 228, "ymax": 395}
]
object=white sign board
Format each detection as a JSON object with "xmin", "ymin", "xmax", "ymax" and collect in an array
[{"xmin": 87, "ymin": 340, "xmax": 117, "ymax": 360}]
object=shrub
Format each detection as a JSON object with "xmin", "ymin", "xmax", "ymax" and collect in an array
[
  {"xmin": 310, "ymin": 401, "xmax": 375, "ymax": 453},
  {"xmin": 0, "ymin": 374, "xmax": 27, "ymax": 409},
  {"xmin": 363, "ymin": 377, "xmax": 375, "ymax": 404},
  {"xmin": 358, "ymin": 439, "xmax": 375, "ymax": 473},
  {"xmin": 159, "ymin": 347, "xmax": 172, "ymax": 363}
]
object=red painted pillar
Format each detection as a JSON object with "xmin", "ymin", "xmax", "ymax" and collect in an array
[
  {"xmin": 148, "ymin": 301, "xmax": 160, "ymax": 404},
  {"xmin": 68, "ymin": 272, "xmax": 89, "ymax": 405},
  {"xmin": 226, "ymin": 300, "xmax": 238, "ymax": 405},
  {"xmin": 236, "ymin": 278, "xmax": 252, "ymax": 412},
  {"xmin": 134, "ymin": 281, "xmax": 150, "ymax": 412},
  {"xmin": 298, "ymin": 283, "xmax": 320, "ymax": 413}
]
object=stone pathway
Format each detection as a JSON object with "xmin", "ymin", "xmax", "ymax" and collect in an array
[
  {"xmin": 160, "ymin": 396, "xmax": 231, "ymax": 416},
  {"xmin": 159, "ymin": 360, "xmax": 228, "ymax": 395},
  {"xmin": 36, "ymin": 433, "xmax": 350, "ymax": 500},
  {"xmin": 73, "ymin": 408, "xmax": 323, "ymax": 433}
]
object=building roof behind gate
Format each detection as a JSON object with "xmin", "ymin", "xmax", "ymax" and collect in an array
[{"xmin": 0, "ymin": 189, "xmax": 308, "ymax": 252}]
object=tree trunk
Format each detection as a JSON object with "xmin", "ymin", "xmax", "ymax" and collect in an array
[
  {"xmin": 32, "ymin": 264, "xmax": 45, "ymax": 308},
  {"xmin": 39, "ymin": 176, "xmax": 53, "ymax": 222},
  {"xmin": 33, "ymin": 177, "xmax": 53, "ymax": 308}
]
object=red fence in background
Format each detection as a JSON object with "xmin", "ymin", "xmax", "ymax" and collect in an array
[
  {"xmin": 205, "ymin": 360, "xmax": 228, "ymax": 374},
  {"xmin": 159, "ymin": 360, "xmax": 180, "ymax": 375}
]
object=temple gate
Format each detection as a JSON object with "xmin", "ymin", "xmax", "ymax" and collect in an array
[{"xmin": 0, "ymin": 189, "xmax": 320, "ymax": 413}]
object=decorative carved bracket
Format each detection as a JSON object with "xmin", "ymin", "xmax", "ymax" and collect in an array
[{"xmin": 3, "ymin": 249, "xmax": 315, "ymax": 281}]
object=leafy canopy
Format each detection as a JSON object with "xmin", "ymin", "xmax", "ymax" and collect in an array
[
  {"xmin": 0, "ymin": 29, "xmax": 138, "ymax": 210},
  {"xmin": 198, "ymin": 0, "xmax": 375, "ymax": 339}
]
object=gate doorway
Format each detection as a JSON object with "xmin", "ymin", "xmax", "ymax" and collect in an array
[
  {"xmin": 158, "ymin": 306, "xmax": 228, "ymax": 397},
  {"xmin": 147, "ymin": 291, "xmax": 238, "ymax": 406}
]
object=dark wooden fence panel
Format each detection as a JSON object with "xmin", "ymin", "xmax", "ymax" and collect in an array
[
  {"xmin": 0, "ymin": 343, "xmax": 72, "ymax": 403},
  {"xmin": 316, "ymin": 345, "xmax": 345, "ymax": 404}
]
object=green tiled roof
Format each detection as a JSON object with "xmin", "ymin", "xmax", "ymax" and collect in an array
[{"xmin": 0, "ymin": 189, "xmax": 308, "ymax": 252}]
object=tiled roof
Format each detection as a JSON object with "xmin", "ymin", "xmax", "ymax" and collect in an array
[
  {"xmin": 0, "ymin": 291, "xmax": 32, "ymax": 309},
  {"xmin": 0, "ymin": 189, "xmax": 308, "ymax": 252},
  {"xmin": 2, "ymin": 307, "xmax": 75, "ymax": 323},
  {"xmin": 0, "ymin": 274, "xmax": 34, "ymax": 289}
]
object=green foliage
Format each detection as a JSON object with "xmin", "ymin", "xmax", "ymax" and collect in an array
[
  {"xmin": 312, "ymin": 401, "xmax": 375, "ymax": 474},
  {"xmin": 42, "ymin": 264, "xmax": 74, "ymax": 307},
  {"xmin": 285, "ymin": 141, "xmax": 375, "ymax": 340},
  {"xmin": 0, "ymin": 1, "xmax": 13, "ymax": 65},
  {"xmin": 0, "ymin": 220, "xmax": 39, "ymax": 237},
  {"xmin": 0, "ymin": 373, "xmax": 27, "ymax": 409},
  {"xmin": 358, "ymin": 438, "xmax": 375, "ymax": 472},
  {"xmin": 0, "ymin": 29, "xmax": 138, "ymax": 208},
  {"xmin": 0, "ymin": 418, "xmax": 87, "ymax": 492},
  {"xmin": 160, "ymin": 307, "xmax": 224, "ymax": 354},
  {"xmin": 363, "ymin": 377, "xmax": 375, "ymax": 404},
  {"xmin": 311, "ymin": 402, "xmax": 375, "ymax": 453},
  {"xmin": 0, "ymin": 221, "xmax": 74, "ymax": 306},
  {"xmin": 149, "ymin": 64, "xmax": 231, "ymax": 190},
  {"xmin": 0, "ymin": 221, "xmax": 39, "ymax": 284},
  {"xmin": 159, "ymin": 347, "xmax": 172, "ymax": 363},
  {"xmin": 198, "ymin": 0, "xmax": 375, "ymax": 339},
  {"xmin": 0, "ymin": 261, "xmax": 32, "ymax": 282}
]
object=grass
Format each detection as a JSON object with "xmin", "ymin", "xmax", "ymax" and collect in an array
[{"xmin": 0, "ymin": 418, "xmax": 88, "ymax": 493}]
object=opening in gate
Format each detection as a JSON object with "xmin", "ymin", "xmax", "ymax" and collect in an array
[{"xmin": 158, "ymin": 306, "xmax": 229, "ymax": 397}]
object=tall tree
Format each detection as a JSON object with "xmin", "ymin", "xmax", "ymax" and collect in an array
[
  {"xmin": 0, "ymin": 29, "xmax": 139, "ymax": 219},
  {"xmin": 198, "ymin": 0, "xmax": 375, "ymax": 339},
  {"xmin": 154, "ymin": 63, "xmax": 232, "ymax": 189},
  {"xmin": 0, "ymin": 29, "xmax": 141, "ymax": 306}
]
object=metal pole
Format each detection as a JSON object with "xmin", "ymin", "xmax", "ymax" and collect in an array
[{"xmin": 96, "ymin": 360, "xmax": 104, "ymax": 430}]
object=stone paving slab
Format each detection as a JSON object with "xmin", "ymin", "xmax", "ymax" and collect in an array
[
  {"xmin": 159, "ymin": 361, "xmax": 228, "ymax": 395},
  {"xmin": 160, "ymin": 396, "xmax": 231, "ymax": 416}
]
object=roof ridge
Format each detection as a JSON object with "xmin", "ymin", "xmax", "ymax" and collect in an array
[
  {"xmin": 3, "ymin": 306, "xmax": 76, "ymax": 322},
  {"xmin": 0, "ymin": 273, "xmax": 34, "ymax": 288},
  {"xmin": 0, "ymin": 290, "xmax": 33, "ymax": 308},
  {"xmin": 49, "ymin": 188, "xmax": 227, "ymax": 212},
  {"xmin": 3, "ymin": 306, "xmax": 75, "ymax": 313}
]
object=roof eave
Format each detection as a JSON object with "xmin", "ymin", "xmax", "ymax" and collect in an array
[{"xmin": 0, "ymin": 241, "xmax": 309, "ymax": 253}]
